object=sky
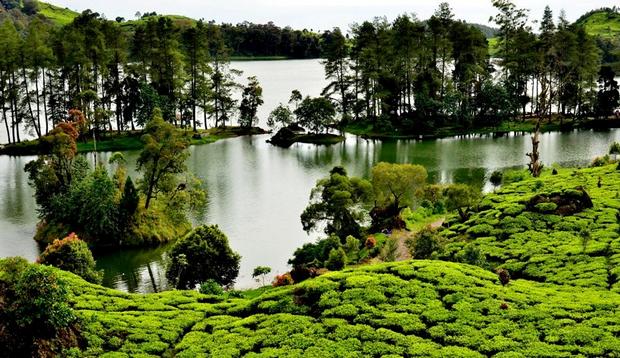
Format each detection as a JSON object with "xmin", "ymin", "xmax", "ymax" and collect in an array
[{"xmin": 50, "ymin": 0, "xmax": 618, "ymax": 32}]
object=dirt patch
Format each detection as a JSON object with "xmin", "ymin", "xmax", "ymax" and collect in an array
[
  {"xmin": 526, "ymin": 187, "xmax": 593, "ymax": 215},
  {"xmin": 393, "ymin": 218, "xmax": 445, "ymax": 261}
]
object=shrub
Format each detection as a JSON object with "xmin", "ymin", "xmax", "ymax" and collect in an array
[
  {"xmin": 0, "ymin": 259, "xmax": 77, "ymax": 356},
  {"xmin": 591, "ymin": 155, "xmax": 611, "ymax": 167},
  {"xmin": 325, "ymin": 248, "xmax": 347, "ymax": 271},
  {"xmin": 12, "ymin": 264, "xmax": 75, "ymax": 333},
  {"xmin": 406, "ymin": 226, "xmax": 442, "ymax": 259},
  {"xmin": 496, "ymin": 268, "xmax": 511, "ymax": 286},
  {"xmin": 490, "ymin": 170, "xmax": 503, "ymax": 187},
  {"xmin": 289, "ymin": 236, "xmax": 340, "ymax": 268},
  {"xmin": 343, "ymin": 236, "xmax": 361, "ymax": 263},
  {"xmin": 365, "ymin": 236, "xmax": 377, "ymax": 249},
  {"xmin": 379, "ymin": 237, "xmax": 399, "ymax": 262},
  {"xmin": 38, "ymin": 233, "xmax": 102, "ymax": 284},
  {"xmin": 273, "ymin": 273, "xmax": 294, "ymax": 287},
  {"xmin": 534, "ymin": 202, "xmax": 557, "ymax": 213},
  {"xmin": 166, "ymin": 225, "xmax": 241, "ymax": 289},
  {"xmin": 199, "ymin": 279, "xmax": 224, "ymax": 296},
  {"xmin": 458, "ymin": 244, "xmax": 487, "ymax": 267}
]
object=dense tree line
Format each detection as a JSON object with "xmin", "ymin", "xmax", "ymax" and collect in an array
[
  {"xmin": 219, "ymin": 21, "xmax": 321, "ymax": 59},
  {"xmin": 0, "ymin": 9, "xmax": 270, "ymax": 144},
  {"xmin": 319, "ymin": 2, "xmax": 618, "ymax": 133}
]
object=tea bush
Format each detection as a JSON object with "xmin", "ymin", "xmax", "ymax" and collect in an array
[{"xmin": 42, "ymin": 259, "xmax": 620, "ymax": 357}]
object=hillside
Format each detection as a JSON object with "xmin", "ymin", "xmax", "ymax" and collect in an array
[
  {"xmin": 15, "ymin": 163, "xmax": 617, "ymax": 357},
  {"xmin": 439, "ymin": 164, "xmax": 620, "ymax": 292},
  {"xmin": 576, "ymin": 8, "xmax": 620, "ymax": 40},
  {"xmin": 37, "ymin": 1, "xmax": 77, "ymax": 25},
  {"xmin": 61, "ymin": 259, "xmax": 620, "ymax": 357}
]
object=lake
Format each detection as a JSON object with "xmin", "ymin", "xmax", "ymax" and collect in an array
[{"xmin": 1, "ymin": 59, "xmax": 619, "ymax": 293}]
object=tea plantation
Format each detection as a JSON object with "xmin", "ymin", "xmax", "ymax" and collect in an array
[
  {"xmin": 439, "ymin": 164, "xmax": 620, "ymax": 292},
  {"xmin": 24, "ymin": 165, "xmax": 620, "ymax": 356}
]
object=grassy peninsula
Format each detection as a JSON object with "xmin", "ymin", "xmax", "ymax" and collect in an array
[{"xmin": 0, "ymin": 126, "xmax": 269, "ymax": 156}]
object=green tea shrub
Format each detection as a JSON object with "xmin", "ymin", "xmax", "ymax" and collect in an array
[
  {"xmin": 38, "ymin": 233, "xmax": 102, "ymax": 284},
  {"xmin": 534, "ymin": 202, "xmax": 557, "ymax": 213},
  {"xmin": 199, "ymin": 280, "xmax": 224, "ymax": 296}
]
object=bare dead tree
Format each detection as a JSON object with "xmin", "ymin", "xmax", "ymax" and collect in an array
[{"xmin": 527, "ymin": 120, "xmax": 543, "ymax": 177}]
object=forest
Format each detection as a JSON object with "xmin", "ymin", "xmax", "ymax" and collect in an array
[
  {"xmin": 320, "ymin": 2, "xmax": 619, "ymax": 135},
  {"xmin": 0, "ymin": 0, "xmax": 322, "ymax": 146},
  {"xmin": 1, "ymin": 0, "xmax": 618, "ymax": 149}
]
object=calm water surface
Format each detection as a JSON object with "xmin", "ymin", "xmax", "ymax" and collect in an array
[{"xmin": 1, "ymin": 60, "xmax": 619, "ymax": 292}]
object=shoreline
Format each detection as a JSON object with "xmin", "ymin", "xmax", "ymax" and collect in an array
[
  {"xmin": 344, "ymin": 117, "xmax": 620, "ymax": 141},
  {"xmin": 0, "ymin": 126, "xmax": 270, "ymax": 156}
]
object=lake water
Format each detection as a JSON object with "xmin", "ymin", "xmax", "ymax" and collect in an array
[{"xmin": 1, "ymin": 60, "xmax": 619, "ymax": 293}]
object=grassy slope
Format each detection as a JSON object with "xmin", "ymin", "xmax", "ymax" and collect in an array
[
  {"xmin": 47, "ymin": 164, "xmax": 620, "ymax": 356},
  {"xmin": 577, "ymin": 10, "xmax": 620, "ymax": 40},
  {"xmin": 439, "ymin": 164, "xmax": 620, "ymax": 291},
  {"xmin": 38, "ymin": 2, "xmax": 78, "ymax": 26},
  {"xmin": 62, "ymin": 259, "xmax": 620, "ymax": 357}
]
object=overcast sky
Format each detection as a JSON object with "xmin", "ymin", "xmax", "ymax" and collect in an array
[{"xmin": 50, "ymin": 0, "xmax": 618, "ymax": 32}]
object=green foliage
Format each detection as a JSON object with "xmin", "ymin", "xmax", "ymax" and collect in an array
[
  {"xmin": 490, "ymin": 170, "xmax": 503, "ymax": 187},
  {"xmin": 610, "ymin": 141, "xmax": 620, "ymax": 156},
  {"xmin": 13, "ymin": 264, "xmax": 75, "ymax": 331},
  {"xmin": 238, "ymin": 76, "xmax": 264, "ymax": 127},
  {"xmin": 294, "ymin": 96, "xmax": 336, "ymax": 133},
  {"xmin": 443, "ymin": 184, "xmax": 480, "ymax": 222},
  {"xmin": 199, "ymin": 279, "xmax": 224, "ymax": 296},
  {"xmin": 119, "ymin": 176, "xmax": 139, "ymax": 221},
  {"xmin": 267, "ymin": 103, "xmax": 294, "ymax": 129},
  {"xmin": 0, "ymin": 259, "xmax": 78, "ymax": 356},
  {"xmin": 0, "ymin": 259, "xmax": 75, "ymax": 333},
  {"xmin": 252, "ymin": 266, "xmax": 272, "ymax": 286},
  {"xmin": 301, "ymin": 166, "xmax": 372, "ymax": 240},
  {"xmin": 343, "ymin": 236, "xmax": 361, "ymax": 263},
  {"xmin": 379, "ymin": 236, "xmax": 399, "ymax": 262},
  {"xmin": 439, "ymin": 164, "xmax": 620, "ymax": 291},
  {"xmin": 29, "ymin": 258, "xmax": 620, "ymax": 357},
  {"xmin": 166, "ymin": 225, "xmax": 241, "ymax": 289},
  {"xmin": 406, "ymin": 226, "xmax": 442, "ymax": 259},
  {"xmin": 371, "ymin": 162, "xmax": 427, "ymax": 209},
  {"xmin": 137, "ymin": 108, "xmax": 190, "ymax": 209},
  {"xmin": 325, "ymin": 247, "xmax": 347, "ymax": 271},
  {"xmin": 38, "ymin": 233, "xmax": 102, "ymax": 284},
  {"xmin": 289, "ymin": 235, "xmax": 341, "ymax": 269}
]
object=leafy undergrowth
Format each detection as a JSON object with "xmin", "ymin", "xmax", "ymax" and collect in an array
[
  {"xmin": 439, "ymin": 164, "xmax": 620, "ymax": 291},
  {"xmin": 61, "ymin": 259, "xmax": 620, "ymax": 357}
]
